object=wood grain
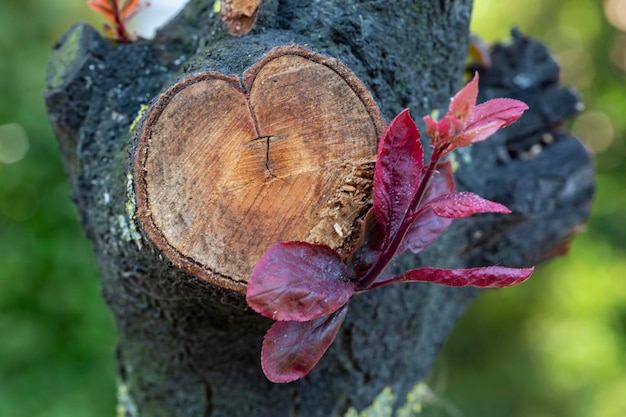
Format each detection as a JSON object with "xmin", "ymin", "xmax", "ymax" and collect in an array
[{"xmin": 135, "ymin": 46, "xmax": 386, "ymax": 292}]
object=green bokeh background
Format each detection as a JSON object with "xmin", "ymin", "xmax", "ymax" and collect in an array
[{"xmin": 0, "ymin": 1, "xmax": 624, "ymax": 416}]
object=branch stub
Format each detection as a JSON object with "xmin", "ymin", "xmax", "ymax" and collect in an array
[{"xmin": 134, "ymin": 45, "xmax": 386, "ymax": 293}]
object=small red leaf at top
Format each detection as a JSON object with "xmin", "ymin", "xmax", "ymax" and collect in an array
[
  {"xmin": 428, "ymin": 191, "xmax": 510, "ymax": 219},
  {"xmin": 423, "ymin": 114, "xmax": 449, "ymax": 143},
  {"xmin": 247, "ymin": 242, "xmax": 354, "ymax": 322},
  {"xmin": 449, "ymin": 72, "xmax": 479, "ymax": 120},
  {"xmin": 371, "ymin": 266, "xmax": 535, "ymax": 289},
  {"xmin": 261, "ymin": 304, "xmax": 349, "ymax": 383},
  {"xmin": 120, "ymin": 0, "xmax": 142, "ymax": 20},
  {"xmin": 398, "ymin": 160, "xmax": 455, "ymax": 255},
  {"xmin": 374, "ymin": 109, "xmax": 423, "ymax": 243},
  {"xmin": 87, "ymin": 0, "xmax": 116, "ymax": 20},
  {"xmin": 470, "ymin": 98, "xmax": 529, "ymax": 129},
  {"xmin": 453, "ymin": 98, "xmax": 528, "ymax": 147},
  {"xmin": 87, "ymin": 0, "xmax": 144, "ymax": 42}
]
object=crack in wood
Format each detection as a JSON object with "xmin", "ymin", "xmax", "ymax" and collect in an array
[{"xmin": 252, "ymin": 134, "xmax": 277, "ymax": 174}]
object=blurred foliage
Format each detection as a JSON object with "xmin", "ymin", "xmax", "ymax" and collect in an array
[
  {"xmin": 432, "ymin": 2, "xmax": 626, "ymax": 417},
  {"xmin": 0, "ymin": 0, "xmax": 117, "ymax": 416},
  {"xmin": 0, "ymin": 0, "xmax": 624, "ymax": 416}
]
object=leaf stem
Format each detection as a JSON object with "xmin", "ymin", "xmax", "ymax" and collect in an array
[{"xmin": 112, "ymin": 0, "xmax": 131, "ymax": 42}]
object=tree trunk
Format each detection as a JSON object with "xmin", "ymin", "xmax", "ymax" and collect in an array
[{"xmin": 44, "ymin": 1, "xmax": 594, "ymax": 416}]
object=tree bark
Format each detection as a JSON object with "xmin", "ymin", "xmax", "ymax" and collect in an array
[{"xmin": 44, "ymin": 1, "xmax": 594, "ymax": 416}]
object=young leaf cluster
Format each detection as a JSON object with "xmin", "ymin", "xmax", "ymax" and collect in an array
[
  {"xmin": 87, "ymin": 0, "xmax": 147, "ymax": 42},
  {"xmin": 246, "ymin": 74, "xmax": 533, "ymax": 383}
]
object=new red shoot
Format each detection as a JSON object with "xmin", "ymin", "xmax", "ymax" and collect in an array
[
  {"xmin": 246, "ymin": 73, "xmax": 532, "ymax": 383},
  {"xmin": 87, "ymin": 0, "xmax": 147, "ymax": 42}
]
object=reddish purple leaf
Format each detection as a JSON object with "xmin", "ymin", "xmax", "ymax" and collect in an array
[
  {"xmin": 247, "ymin": 242, "xmax": 353, "ymax": 322},
  {"xmin": 453, "ymin": 98, "xmax": 528, "ymax": 147},
  {"xmin": 449, "ymin": 72, "xmax": 479, "ymax": 119},
  {"xmin": 398, "ymin": 161, "xmax": 455, "ymax": 255},
  {"xmin": 347, "ymin": 209, "xmax": 387, "ymax": 280},
  {"xmin": 470, "ymin": 98, "xmax": 528, "ymax": 129},
  {"xmin": 428, "ymin": 191, "xmax": 511, "ymax": 219},
  {"xmin": 371, "ymin": 266, "xmax": 535, "ymax": 289},
  {"xmin": 374, "ymin": 109, "xmax": 423, "ymax": 242},
  {"xmin": 397, "ymin": 209, "xmax": 452, "ymax": 255},
  {"xmin": 261, "ymin": 304, "xmax": 349, "ymax": 383},
  {"xmin": 423, "ymin": 160, "xmax": 456, "ymax": 202}
]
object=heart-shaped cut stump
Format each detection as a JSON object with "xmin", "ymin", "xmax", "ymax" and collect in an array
[{"xmin": 134, "ymin": 46, "xmax": 386, "ymax": 293}]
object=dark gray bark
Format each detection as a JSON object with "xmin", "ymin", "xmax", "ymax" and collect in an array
[{"xmin": 44, "ymin": 1, "xmax": 593, "ymax": 416}]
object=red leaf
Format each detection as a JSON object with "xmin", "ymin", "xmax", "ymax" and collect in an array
[
  {"xmin": 347, "ymin": 209, "xmax": 387, "ymax": 280},
  {"xmin": 120, "ymin": 0, "xmax": 141, "ymax": 20},
  {"xmin": 398, "ymin": 160, "xmax": 455, "ymax": 254},
  {"xmin": 373, "ymin": 109, "xmax": 423, "ymax": 243},
  {"xmin": 423, "ymin": 114, "xmax": 449, "ymax": 144},
  {"xmin": 449, "ymin": 72, "xmax": 479, "ymax": 120},
  {"xmin": 87, "ymin": 0, "xmax": 116, "ymax": 20},
  {"xmin": 424, "ymin": 160, "xmax": 456, "ymax": 202},
  {"xmin": 428, "ymin": 191, "xmax": 510, "ymax": 219},
  {"xmin": 470, "ymin": 98, "xmax": 528, "ymax": 129},
  {"xmin": 453, "ymin": 98, "xmax": 528, "ymax": 147},
  {"xmin": 261, "ymin": 305, "xmax": 348, "ymax": 383},
  {"xmin": 87, "ymin": 0, "xmax": 144, "ymax": 42},
  {"xmin": 247, "ymin": 242, "xmax": 353, "ymax": 322},
  {"xmin": 372, "ymin": 266, "xmax": 535, "ymax": 289},
  {"xmin": 398, "ymin": 209, "xmax": 452, "ymax": 255},
  {"xmin": 423, "ymin": 74, "xmax": 527, "ymax": 154}
]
